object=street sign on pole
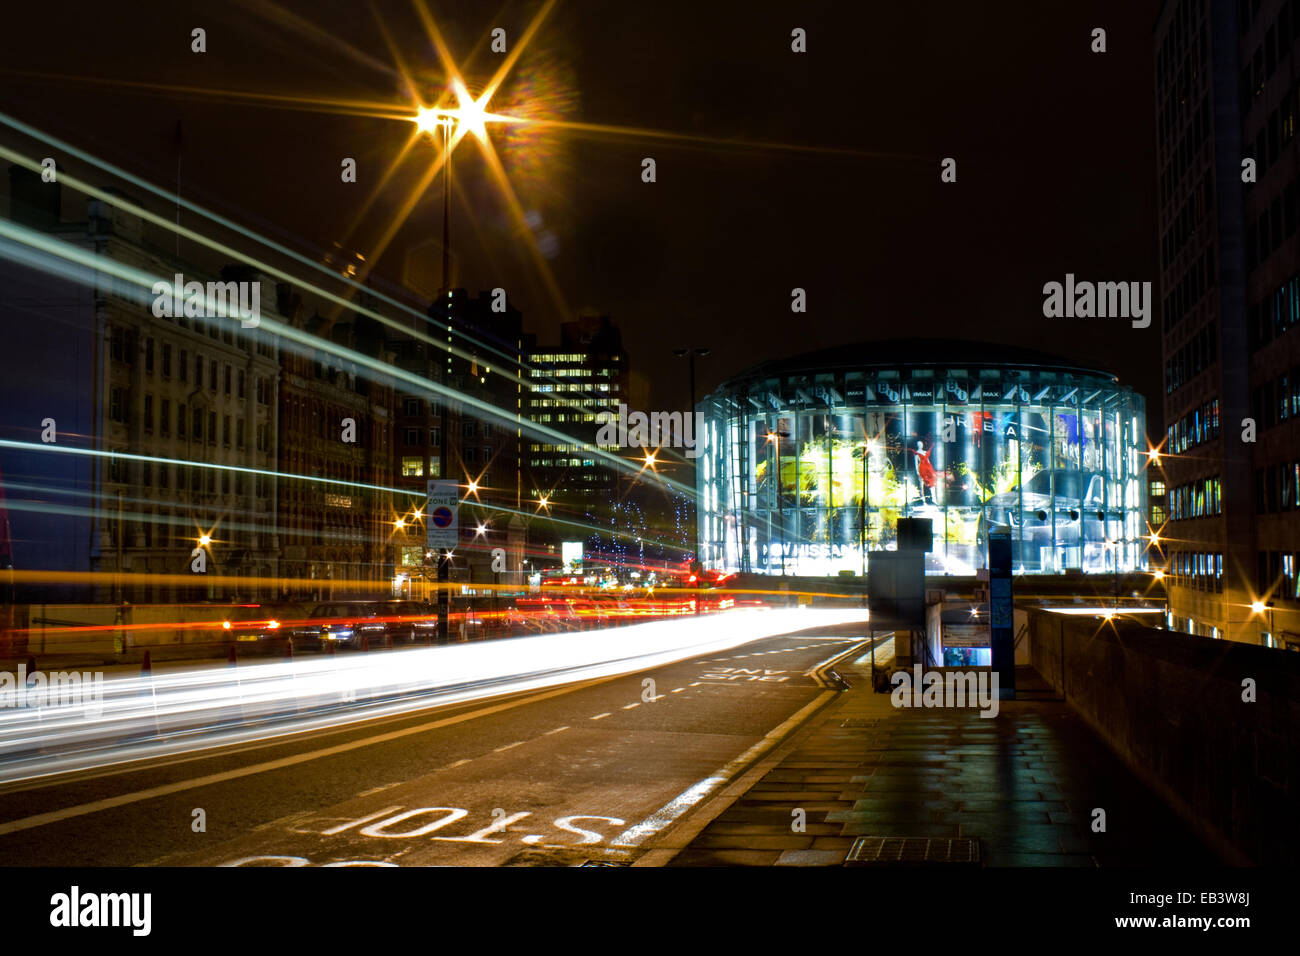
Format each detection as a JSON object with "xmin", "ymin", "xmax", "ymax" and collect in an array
[
  {"xmin": 426, "ymin": 480, "xmax": 459, "ymax": 549},
  {"xmin": 988, "ymin": 526, "xmax": 1015, "ymax": 699}
]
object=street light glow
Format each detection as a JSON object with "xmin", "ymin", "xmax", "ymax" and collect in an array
[
  {"xmin": 197, "ymin": 534, "xmax": 211, "ymax": 547},
  {"xmin": 1250, "ymin": 600, "xmax": 1268, "ymax": 615}
]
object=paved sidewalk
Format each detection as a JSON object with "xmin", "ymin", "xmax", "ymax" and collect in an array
[{"xmin": 666, "ymin": 652, "xmax": 1217, "ymax": 867}]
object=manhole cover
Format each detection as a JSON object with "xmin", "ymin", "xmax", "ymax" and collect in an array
[{"xmin": 844, "ymin": 837, "xmax": 981, "ymax": 866}]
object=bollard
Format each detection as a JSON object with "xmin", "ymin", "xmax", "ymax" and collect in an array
[
  {"xmin": 284, "ymin": 636, "xmax": 294, "ymax": 660},
  {"xmin": 228, "ymin": 644, "xmax": 238, "ymax": 667}
]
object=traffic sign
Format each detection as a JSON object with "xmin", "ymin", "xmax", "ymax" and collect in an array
[{"xmin": 426, "ymin": 480, "xmax": 459, "ymax": 549}]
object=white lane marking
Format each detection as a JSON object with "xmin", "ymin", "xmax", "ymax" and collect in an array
[
  {"xmin": 610, "ymin": 691, "xmax": 835, "ymax": 848},
  {"xmin": 622, "ymin": 703, "xmax": 640, "ymax": 710},
  {"xmin": 445, "ymin": 758, "xmax": 471, "ymax": 769},
  {"xmin": 671, "ymin": 688, "xmax": 685, "ymax": 693},
  {"xmin": 319, "ymin": 805, "xmax": 405, "ymax": 836},
  {"xmin": 544, "ymin": 726, "xmax": 569, "ymax": 735},
  {"xmin": 493, "ymin": 741, "xmax": 524, "ymax": 753},
  {"xmin": 0, "ymin": 678, "xmax": 607, "ymax": 838},
  {"xmin": 590, "ymin": 712, "xmax": 611, "ymax": 720},
  {"xmin": 431, "ymin": 811, "xmax": 532, "ymax": 844},
  {"xmin": 689, "ymin": 682, "xmax": 702, "ymax": 687}
]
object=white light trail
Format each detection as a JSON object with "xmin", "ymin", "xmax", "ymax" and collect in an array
[{"xmin": 0, "ymin": 608, "xmax": 868, "ymax": 785}]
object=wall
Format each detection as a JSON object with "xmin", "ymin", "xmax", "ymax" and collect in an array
[{"xmin": 1027, "ymin": 607, "xmax": 1300, "ymax": 865}]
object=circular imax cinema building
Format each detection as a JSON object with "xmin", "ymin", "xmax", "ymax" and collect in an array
[{"xmin": 695, "ymin": 339, "xmax": 1148, "ymax": 577}]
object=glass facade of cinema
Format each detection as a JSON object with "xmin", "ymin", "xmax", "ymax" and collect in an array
[{"xmin": 696, "ymin": 361, "xmax": 1148, "ymax": 576}]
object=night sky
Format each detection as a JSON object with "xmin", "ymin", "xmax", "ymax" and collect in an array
[{"xmin": 0, "ymin": 0, "xmax": 1162, "ymax": 415}]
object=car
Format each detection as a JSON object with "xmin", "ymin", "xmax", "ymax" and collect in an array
[
  {"xmin": 220, "ymin": 603, "xmax": 306, "ymax": 653},
  {"xmin": 294, "ymin": 602, "xmax": 389, "ymax": 650},
  {"xmin": 379, "ymin": 600, "xmax": 441, "ymax": 645}
]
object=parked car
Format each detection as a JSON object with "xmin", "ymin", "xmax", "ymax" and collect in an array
[
  {"xmin": 221, "ymin": 603, "xmax": 307, "ymax": 653},
  {"xmin": 293, "ymin": 602, "xmax": 389, "ymax": 650},
  {"xmin": 379, "ymin": 600, "xmax": 441, "ymax": 645}
]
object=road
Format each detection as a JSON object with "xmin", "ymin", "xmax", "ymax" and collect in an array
[{"xmin": 0, "ymin": 622, "xmax": 869, "ymax": 866}]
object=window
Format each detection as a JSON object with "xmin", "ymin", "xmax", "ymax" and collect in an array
[
  {"xmin": 237, "ymin": 419, "xmax": 245, "ymax": 449},
  {"xmin": 210, "ymin": 360, "xmax": 218, "ymax": 390},
  {"xmin": 179, "ymin": 349, "xmax": 188, "ymax": 382},
  {"xmin": 482, "ymin": 423, "xmax": 493, "ymax": 438},
  {"xmin": 465, "ymin": 448, "xmax": 478, "ymax": 464},
  {"xmin": 162, "ymin": 343, "xmax": 172, "ymax": 378},
  {"xmin": 145, "ymin": 338, "xmax": 154, "ymax": 374},
  {"xmin": 109, "ymin": 387, "xmax": 126, "ymax": 423},
  {"xmin": 194, "ymin": 353, "xmax": 202, "ymax": 389},
  {"xmin": 430, "ymin": 427, "xmax": 441, "ymax": 446},
  {"xmin": 225, "ymin": 364, "xmax": 232, "ymax": 396},
  {"xmin": 463, "ymin": 422, "xmax": 476, "ymax": 438},
  {"xmin": 223, "ymin": 415, "xmax": 231, "ymax": 446},
  {"xmin": 178, "ymin": 405, "xmax": 186, "ymax": 438},
  {"xmin": 1150, "ymin": 480, "xmax": 1165, "ymax": 497},
  {"xmin": 402, "ymin": 456, "xmax": 424, "ymax": 477},
  {"xmin": 160, "ymin": 399, "xmax": 171, "ymax": 436},
  {"xmin": 402, "ymin": 397, "xmax": 421, "ymax": 416},
  {"xmin": 238, "ymin": 369, "xmax": 245, "ymax": 399},
  {"xmin": 404, "ymin": 427, "xmax": 420, "ymax": 446},
  {"xmin": 208, "ymin": 411, "xmax": 217, "ymax": 445},
  {"xmin": 143, "ymin": 394, "xmax": 154, "ymax": 432}
]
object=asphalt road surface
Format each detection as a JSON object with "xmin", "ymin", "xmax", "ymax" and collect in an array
[{"xmin": 0, "ymin": 628, "xmax": 868, "ymax": 866}]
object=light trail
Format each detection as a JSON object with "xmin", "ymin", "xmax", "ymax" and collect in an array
[
  {"xmin": 0, "ymin": 607, "xmax": 871, "ymax": 786},
  {"xmin": 0, "ymin": 208, "xmax": 696, "ymax": 501}
]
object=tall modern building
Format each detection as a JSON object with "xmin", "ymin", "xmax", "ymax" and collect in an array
[
  {"xmin": 525, "ymin": 314, "xmax": 628, "ymax": 558},
  {"xmin": 1155, "ymin": 0, "xmax": 1300, "ymax": 646}
]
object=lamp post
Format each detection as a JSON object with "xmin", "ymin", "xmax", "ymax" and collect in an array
[
  {"xmin": 673, "ymin": 347, "xmax": 709, "ymax": 574},
  {"xmin": 767, "ymin": 428, "xmax": 790, "ymax": 576},
  {"xmin": 859, "ymin": 442, "xmax": 869, "ymax": 578}
]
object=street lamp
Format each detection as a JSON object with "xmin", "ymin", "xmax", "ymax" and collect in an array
[
  {"xmin": 766, "ymin": 428, "xmax": 790, "ymax": 576},
  {"xmin": 1251, "ymin": 599, "xmax": 1275, "ymax": 645}
]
